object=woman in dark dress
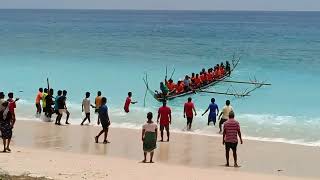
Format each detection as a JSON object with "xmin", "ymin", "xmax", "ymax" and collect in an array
[{"xmin": 0, "ymin": 101, "xmax": 13, "ymax": 152}]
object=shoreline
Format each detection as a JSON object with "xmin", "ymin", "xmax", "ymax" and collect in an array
[
  {"xmin": 16, "ymin": 117, "xmax": 320, "ymax": 147},
  {"xmin": 3, "ymin": 120, "xmax": 320, "ymax": 179}
]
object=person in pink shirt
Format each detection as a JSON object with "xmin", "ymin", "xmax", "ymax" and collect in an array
[
  {"xmin": 183, "ymin": 97, "xmax": 197, "ymax": 131},
  {"xmin": 222, "ymin": 111, "xmax": 243, "ymax": 167}
]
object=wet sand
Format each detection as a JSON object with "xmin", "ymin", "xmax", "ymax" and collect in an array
[{"xmin": 1, "ymin": 120, "xmax": 319, "ymax": 179}]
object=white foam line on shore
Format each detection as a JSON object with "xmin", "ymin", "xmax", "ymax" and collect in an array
[{"xmin": 17, "ymin": 117, "xmax": 320, "ymax": 147}]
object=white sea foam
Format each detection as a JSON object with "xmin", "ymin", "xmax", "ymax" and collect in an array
[{"xmin": 14, "ymin": 99, "xmax": 320, "ymax": 147}]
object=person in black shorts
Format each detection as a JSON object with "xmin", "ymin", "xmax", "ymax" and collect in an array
[
  {"xmin": 95, "ymin": 97, "xmax": 110, "ymax": 144},
  {"xmin": 45, "ymin": 89, "xmax": 54, "ymax": 119}
]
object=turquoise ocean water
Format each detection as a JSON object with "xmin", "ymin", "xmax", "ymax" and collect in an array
[{"xmin": 0, "ymin": 10, "xmax": 320, "ymax": 145}]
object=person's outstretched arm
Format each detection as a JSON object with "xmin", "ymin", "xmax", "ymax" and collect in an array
[
  {"xmin": 157, "ymin": 110, "xmax": 160, "ymax": 124},
  {"xmin": 202, "ymin": 108, "xmax": 209, "ymax": 116},
  {"xmin": 193, "ymin": 105, "xmax": 197, "ymax": 116}
]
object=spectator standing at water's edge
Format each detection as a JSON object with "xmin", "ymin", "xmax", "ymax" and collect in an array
[
  {"xmin": 223, "ymin": 111, "xmax": 243, "ymax": 167},
  {"xmin": 0, "ymin": 101, "xmax": 14, "ymax": 152},
  {"xmin": 142, "ymin": 112, "xmax": 158, "ymax": 163}
]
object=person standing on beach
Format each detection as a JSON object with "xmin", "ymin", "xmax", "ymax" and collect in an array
[
  {"xmin": 124, "ymin": 92, "xmax": 137, "ymax": 113},
  {"xmin": 0, "ymin": 101, "xmax": 14, "ymax": 152},
  {"xmin": 81, "ymin": 92, "xmax": 95, "ymax": 125},
  {"xmin": 202, "ymin": 98, "xmax": 219, "ymax": 126},
  {"xmin": 95, "ymin": 97, "xmax": 110, "ymax": 144},
  {"xmin": 142, "ymin": 112, "xmax": 158, "ymax": 163},
  {"xmin": 157, "ymin": 101, "xmax": 171, "ymax": 142},
  {"xmin": 184, "ymin": 97, "xmax": 197, "ymax": 131},
  {"xmin": 223, "ymin": 111, "xmax": 243, "ymax": 167},
  {"xmin": 35, "ymin": 88, "xmax": 43, "ymax": 115},
  {"xmin": 7, "ymin": 92, "xmax": 19, "ymax": 127},
  {"xmin": 0, "ymin": 92, "xmax": 5, "ymax": 112},
  {"xmin": 218, "ymin": 100, "xmax": 233, "ymax": 133},
  {"xmin": 95, "ymin": 91, "xmax": 102, "ymax": 123}
]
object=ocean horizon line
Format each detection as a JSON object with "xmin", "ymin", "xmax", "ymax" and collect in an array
[{"xmin": 0, "ymin": 8, "xmax": 320, "ymax": 13}]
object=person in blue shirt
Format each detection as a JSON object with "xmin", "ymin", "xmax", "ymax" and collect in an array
[
  {"xmin": 54, "ymin": 90, "xmax": 62, "ymax": 124},
  {"xmin": 202, "ymin": 98, "xmax": 219, "ymax": 126},
  {"xmin": 95, "ymin": 97, "xmax": 111, "ymax": 144}
]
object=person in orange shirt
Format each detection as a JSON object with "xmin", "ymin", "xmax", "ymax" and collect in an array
[
  {"xmin": 176, "ymin": 81, "xmax": 185, "ymax": 94},
  {"xmin": 191, "ymin": 73, "xmax": 196, "ymax": 82},
  {"xmin": 35, "ymin": 88, "xmax": 43, "ymax": 115},
  {"xmin": 207, "ymin": 69, "xmax": 213, "ymax": 82},
  {"xmin": 166, "ymin": 79, "xmax": 176, "ymax": 93},
  {"xmin": 194, "ymin": 74, "xmax": 202, "ymax": 88},
  {"xmin": 200, "ymin": 72, "xmax": 207, "ymax": 85}
]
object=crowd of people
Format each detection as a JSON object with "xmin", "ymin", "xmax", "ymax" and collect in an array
[
  {"xmin": 158, "ymin": 61, "xmax": 231, "ymax": 96},
  {"xmin": 0, "ymin": 87, "xmax": 243, "ymax": 167}
]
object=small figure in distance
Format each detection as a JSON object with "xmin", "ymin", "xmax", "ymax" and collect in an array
[{"xmin": 124, "ymin": 92, "xmax": 137, "ymax": 113}]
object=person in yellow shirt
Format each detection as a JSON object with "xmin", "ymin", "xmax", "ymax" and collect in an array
[{"xmin": 95, "ymin": 91, "xmax": 103, "ymax": 124}]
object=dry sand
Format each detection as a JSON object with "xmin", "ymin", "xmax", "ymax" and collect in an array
[{"xmin": 0, "ymin": 120, "xmax": 319, "ymax": 180}]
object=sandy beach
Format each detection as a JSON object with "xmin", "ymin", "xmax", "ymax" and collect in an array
[{"xmin": 0, "ymin": 120, "xmax": 318, "ymax": 179}]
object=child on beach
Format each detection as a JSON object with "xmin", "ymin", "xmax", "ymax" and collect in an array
[
  {"xmin": 81, "ymin": 92, "xmax": 95, "ymax": 125},
  {"xmin": 142, "ymin": 112, "xmax": 158, "ymax": 163},
  {"xmin": 124, "ymin": 92, "xmax": 137, "ymax": 113},
  {"xmin": 95, "ymin": 97, "xmax": 110, "ymax": 144}
]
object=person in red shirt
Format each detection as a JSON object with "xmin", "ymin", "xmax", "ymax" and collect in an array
[
  {"xmin": 7, "ymin": 92, "xmax": 19, "ymax": 128},
  {"xmin": 222, "ymin": 111, "xmax": 243, "ymax": 167},
  {"xmin": 183, "ymin": 97, "xmax": 197, "ymax": 131},
  {"xmin": 157, "ymin": 101, "xmax": 172, "ymax": 142},
  {"xmin": 124, "ymin": 92, "xmax": 137, "ymax": 113}
]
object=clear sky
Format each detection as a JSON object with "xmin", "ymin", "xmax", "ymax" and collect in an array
[{"xmin": 1, "ymin": 0, "xmax": 320, "ymax": 11}]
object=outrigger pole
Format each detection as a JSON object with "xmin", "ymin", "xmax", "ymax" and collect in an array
[
  {"xmin": 215, "ymin": 80, "xmax": 271, "ymax": 86},
  {"xmin": 197, "ymin": 90, "xmax": 251, "ymax": 97}
]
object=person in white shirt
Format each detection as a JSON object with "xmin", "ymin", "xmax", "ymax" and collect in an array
[
  {"xmin": 81, "ymin": 92, "xmax": 95, "ymax": 126},
  {"xmin": 141, "ymin": 112, "xmax": 158, "ymax": 163},
  {"xmin": 218, "ymin": 100, "xmax": 233, "ymax": 133}
]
